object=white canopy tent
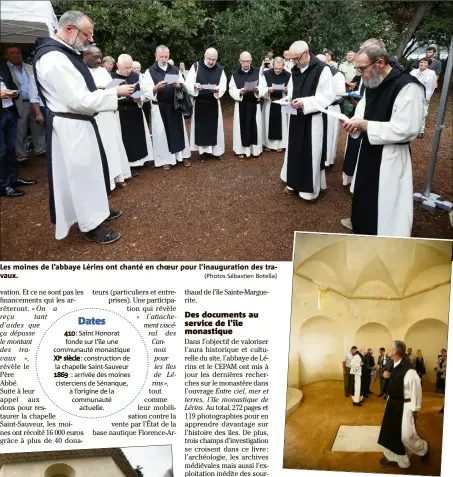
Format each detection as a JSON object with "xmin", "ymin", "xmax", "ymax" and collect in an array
[{"xmin": 0, "ymin": 1, "xmax": 58, "ymax": 44}]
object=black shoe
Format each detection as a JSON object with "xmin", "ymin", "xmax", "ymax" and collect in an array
[
  {"xmin": 0, "ymin": 187, "xmax": 24, "ymax": 197},
  {"xmin": 143, "ymin": 160, "xmax": 154, "ymax": 169},
  {"xmin": 200, "ymin": 153, "xmax": 207, "ymax": 163},
  {"xmin": 18, "ymin": 159, "xmax": 31, "ymax": 167},
  {"xmin": 363, "ymin": 394, "xmax": 369, "ymax": 398},
  {"xmin": 105, "ymin": 210, "xmax": 122, "ymax": 221},
  {"xmin": 345, "ymin": 394, "xmax": 350, "ymax": 397},
  {"xmin": 417, "ymin": 132, "xmax": 424, "ymax": 139},
  {"xmin": 378, "ymin": 393, "xmax": 383, "ymax": 397},
  {"xmin": 440, "ymin": 407, "xmax": 444, "ymax": 414},
  {"xmin": 14, "ymin": 178, "xmax": 38, "ymax": 187},
  {"xmin": 353, "ymin": 402, "xmax": 362, "ymax": 407},
  {"xmin": 420, "ymin": 442, "xmax": 430, "ymax": 464},
  {"xmin": 130, "ymin": 167, "xmax": 140, "ymax": 177},
  {"xmin": 217, "ymin": 154, "xmax": 225, "ymax": 161},
  {"xmin": 379, "ymin": 457, "xmax": 398, "ymax": 467}
]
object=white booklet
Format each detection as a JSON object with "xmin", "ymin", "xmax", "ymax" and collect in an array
[
  {"xmin": 105, "ymin": 78, "xmax": 126, "ymax": 89},
  {"xmin": 243, "ymin": 80, "xmax": 258, "ymax": 91},
  {"xmin": 317, "ymin": 107, "xmax": 350, "ymax": 121},
  {"xmin": 282, "ymin": 103, "xmax": 297, "ymax": 115},
  {"xmin": 201, "ymin": 84, "xmax": 217, "ymax": 90},
  {"xmin": 271, "ymin": 83, "xmax": 285, "ymax": 90},
  {"xmin": 163, "ymin": 73, "xmax": 180, "ymax": 84}
]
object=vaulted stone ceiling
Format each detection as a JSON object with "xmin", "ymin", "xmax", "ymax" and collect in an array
[{"xmin": 293, "ymin": 235, "xmax": 452, "ymax": 299}]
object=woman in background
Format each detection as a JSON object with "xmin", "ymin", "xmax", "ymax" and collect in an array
[{"xmin": 415, "ymin": 349, "xmax": 426, "ymax": 385}]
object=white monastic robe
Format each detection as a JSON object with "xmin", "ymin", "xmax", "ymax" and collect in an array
[
  {"xmin": 229, "ymin": 68, "xmax": 267, "ymax": 157},
  {"xmin": 88, "ymin": 66, "xmax": 131, "ymax": 188},
  {"xmin": 141, "ymin": 64, "xmax": 191, "ymax": 167},
  {"xmin": 410, "ymin": 67, "xmax": 437, "ymax": 133},
  {"xmin": 280, "ymin": 61, "xmax": 336, "ymax": 200},
  {"xmin": 349, "ymin": 80, "xmax": 425, "ymax": 237},
  {"xmin": 342, "ymin": 78, "xmax": 364, "ymax": 187},
  {"xmin": 35, "ymin": 45, "xmax": 118, "ymax": 239},
  {"xmin": 380, "ymin": 361, "xmax": 428, "ymax": 468},
  {"xmin": 325, "ymin": 70, "xmax": 346, "ymax": 166},
  {"xmin": 185, "ymin": 62, "xmax": 227, "ymax": 156},
  {"xmin": 350, "ymin": 354, "xmax": 363, "ymax": 404},
  {"xmin": 261, "ymin": 69, "xmax": 290, "ymax": 151}
]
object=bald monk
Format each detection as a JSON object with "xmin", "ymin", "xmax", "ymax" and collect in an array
[
  {"xmin": 185, "ymin": 47, "xmax": 227, "ymax": 161},
  {"xmin": 229, "ymin": 51, "xmax": 266, "ymax": 158},
  {"xmin": 281, "ymin": 40, "xmax": 336, "ymax": 201}
]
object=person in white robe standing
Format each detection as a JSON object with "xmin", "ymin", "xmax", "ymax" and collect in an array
[
  {"xmin": 280, "ymin": 41, "xmax": 336, "ymax": 201},
  {"xmin": 229, "ymin": 52, "xmax": 266, "ymax": 159},
  {"xmin": 410, "ymin": 58, "xmax": 437, "ymax": 138},
  {"xmin": 342, "ymin": 45, "xmax": 425, "ymax": 237},
  {"xmin": 141, "ymin": 45, "xmax": 191, "ymax": 170},
  {"xmin": 84, "ymin": 46, "xmax": 131, "ymax": 189},
  {"xmin": 378, "ymin": 340, "xmax": 429, "ymax": 469},
  {"xmin": 350, "ymin": 350, "xmax": 363, "ymax": 406},
  {"xmin": 316, "ymin": 54, "xmax": 346, "ymax": 166},
  {"xmin": 112, "ymin": 54, "xmax": 154, "ymax": 175},
  {"xmin": 33, "ymin": 10, "xmax": 136, "ymax": 244},
  {"xmin": 261, "ymin": 57, "xmax": 290, "ymax": 152},
  {"xmin": 185, "ymin": 48, "xmax": 227, "ymax": 161}
]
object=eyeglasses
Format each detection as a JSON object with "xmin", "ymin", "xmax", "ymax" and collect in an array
[
  {"xmin": 69, "ymin": 25, "xmax": 94, "ymax": 41},
  {"xmin": 356, "ymin": 58, "xmax": 381, "ymax": 73},
  {"xmin": 240, "ymin": 60, "xmax": 251, "ymax": 63}
]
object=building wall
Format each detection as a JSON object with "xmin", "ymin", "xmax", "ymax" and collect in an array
[
  {"xmin": 0, "ymin": 456, "xmax": 127, "ymax": 477},
  {"xmin": 288, "ymin": 276, "xmax": 449, "ymax": 388}
]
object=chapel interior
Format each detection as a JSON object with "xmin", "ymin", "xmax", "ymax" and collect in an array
[{"xmin": 284, "ymin": 234, "xmax": 451, "ymax": 476}]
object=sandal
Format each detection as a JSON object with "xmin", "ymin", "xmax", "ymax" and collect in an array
[{"xmin": 84, "ymin": 225, "xmax": 121, "ymax": 244}]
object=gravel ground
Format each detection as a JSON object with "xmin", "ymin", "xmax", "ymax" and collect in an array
[{"xmin": 1, "ymin": 93, "xmax": 452, "ymax": 261}]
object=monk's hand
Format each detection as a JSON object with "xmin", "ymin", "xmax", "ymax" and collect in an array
[
  {"xmin": 383, "ymin": 371, "xmax": 391, "ymax": 379},
  {"xmin": 343, "ymin": 119, "xmax": 367, "ymax": 134},
  {"xmin": 35, "ymin": 111, "xmax": 45, "ymax": 124},
  {"xmin": 195, "ymin": 83, "xmax": 203, "ymax": 91},
  {"xmin": 254, "ymin": 87, "xmax": 259, "ymax": 93},
  {"xmin": 153, "ymin": 81, "xmax": 167, "ymax": 93},
  {"xmin": 268, "ymin": 88, "xmax": 275, "ymax": 93},
  {"xmin": 213, "ymin": 87, "xmax": 219, "ymax": 93},
  {"xmin": 0, "ymin": 89, "xmax": 9, "ymax": 99},
  {"xmin": 173, "ymin": 81, "xmax": 181, "ymax": 89},
  {"xmin": 283, "ymin": 87, "xmax": 288, "ymax": 93},
  {"xmin": 292, "ymin": 98, "xmax": 304, "ymax": 109},
  {"xmin": 240, "ymin": 88, "xmax": 247, "ymax": 94},
  {"xmin": 117, "ymin": 85, "xmax": 135, "ymax": 97}
]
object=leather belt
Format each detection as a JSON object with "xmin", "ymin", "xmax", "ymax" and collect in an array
[
  {"xmin": 152, "ymin": 101, "xmax": 171, "ymax": 106},
  {"xmin": 22, "ymin": 99, "xmax": 30, "ymax": 102},
  {"xmin": 51, "ymin": 111, "xmax": 97, "ymax": 120}
]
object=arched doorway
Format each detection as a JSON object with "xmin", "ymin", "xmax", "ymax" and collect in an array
[
  {"xmin": 355, "ymin": 322, "xmax": 392, "ymax": 355},
  {"xmin": 299, "ymin": 316, "xmax": 343, "ymax": 385},
  {"xmin": 44, "ymin": 463, "xmax": 75, "ymax": 477},
  {"xmin": 405, "ymin": 319, "xmax": 448, "ymax": 383}
]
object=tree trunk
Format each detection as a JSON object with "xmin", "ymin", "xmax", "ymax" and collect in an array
[{"xmin": 395, "ymin": 1, "xmax": 433, "ymax": 58}]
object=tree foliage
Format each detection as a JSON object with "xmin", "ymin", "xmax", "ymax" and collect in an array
[{"xmin": 51, "ymin": 0, "xmax": 451, "ymax": 74}]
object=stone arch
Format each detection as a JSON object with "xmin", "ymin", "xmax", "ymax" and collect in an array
[
  {"xmin": 355, "ymin": 322, "xmax": 393, "ymax": 354},
  {"xmin": 299, "ymin": 315, "xmax": 344, "ymax": 385},
  {"xmin": 404, "ymin": 318, "xmax": 448, "ymax": 383},
  {"xmin": 44, "ymin": 463, "xmax": 75, "ymax": 477}
]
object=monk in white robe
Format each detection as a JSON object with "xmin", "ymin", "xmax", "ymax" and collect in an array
[
  {"xmin": 229, "ymin": 52, "xmax": 266, "ymax": 158},
  {"xmin": 350, "ymin": 352, "xmax": 363, "ymax": 406},
  {"xmin": 410, "ymin": 58, "xmax": 437, "ymax": 137},
  {"xmin": 261, "ymin": 57, "xmax": 290, "ymax": 152},
  {"xmin": 186, "ymin": 48, "xmax": 227, "ymax": 161},
  {"xmin": 84, "ymin": 46, "xmax": 131, "ymax": 189},
  {"xmin": 112, "ymin": 54, "xmax": 154, "ymax": 174},
  {"xmin": 142, "ymin": 45, "xmax": 191, "ymax": 170},
  {"xmin": 378, "ymin": 341, "xmax": 429, "ymax": 469},
  {"xmin": 316, "ymin": 54, "xmax": 346, "ymax": 166},
  {"xmin": 33, "ymin": 11, "xmax": 135, "ymax": 243},
  {"xmin": 280, "ymin": 41, "xmax": 336, "ymax": 200},
  {"xmin": 343, "ymin": 45, "xmax": 424, "ymax": 237}
]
